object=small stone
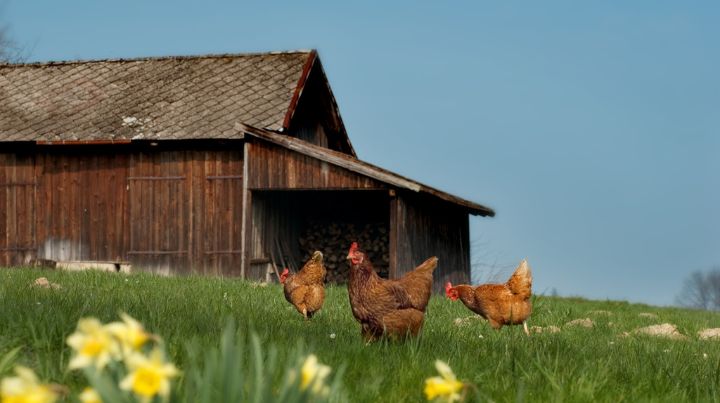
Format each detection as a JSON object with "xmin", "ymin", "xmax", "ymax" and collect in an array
[
  {"xmin": 546, "ymin": 325, "xmax": 561, "ymax": 333},
  {"xmin": 565, "ymin": 318, "xmax": 594, "ymax": 328},
  {"xmin": 32, "ymin": 277, "xmax": 61, "ymax": 289},
  {"xmin": 698, "ymin": 328, "xmax": 720, "ymax": 340},
  {"xmin": 530, "ymin": 325, "xmax": 561, "ymax": 334},
  {"xmin": 633, "ymin": 323, "xmax": 686, "ymax": 340}
]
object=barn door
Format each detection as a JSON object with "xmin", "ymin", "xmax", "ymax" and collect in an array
[
  {"xmin": 127, "ymin": 153, "xmax": 190, "ymax": 274},
  {"xmin": 201, "ymin": 172, "xmax": 243, "ymax": 276},
  {"xmin": 0, "ymin": 154, "xmax": 37, "ymax": 266}
]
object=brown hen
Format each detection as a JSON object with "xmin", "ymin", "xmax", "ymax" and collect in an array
[
  {"xmin": 280, "ymin": 251, "xmax": 326, "ymax": 320},
  {"xmin": 346, "ymin": 242, "xmax": 438, "ymax": 342},
  {"xmin": 446, "ymin": 259, "xmax": 532, "ymax": 335}
]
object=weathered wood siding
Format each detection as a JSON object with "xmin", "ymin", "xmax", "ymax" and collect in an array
[
  {"xmin": 36, "ymin": 151, "xmax": 130, "ymax": 263},
  {"xmin": 390, "ymin": 191, "xmax": 470, "ymax": 292},
  {"xmin": 0, "ymin": 152, "xmax": 37, "ymax": 266},
  {"xmin": 0, "ymin": 143, "xmax": 244, "ymax": 275},
  {"xmin": 246, "ymin": 141, "xmax": 385, "ymax": 190},
  {"xmin": 288, "ymin": 62, "xmax": 344, "ymax": 153}
]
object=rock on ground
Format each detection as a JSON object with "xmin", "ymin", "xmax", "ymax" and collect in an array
[
  {"xmin": 565, "ymin": 318, "xmax": 594, "ymax": 328},
  {"xmin": 698, "ymin": 328, "xmax": 720, "ymax": 340},
  {"xmin": 32, "ymin": 277, "xmax": 61, "ymax": 290},
  {"xmin": 633, "ymin": 323, "xmax": 686, "ymax": 340},
  {"xmin": 530, "ymin": 325, "xmax": 561, "ymax": 334}
]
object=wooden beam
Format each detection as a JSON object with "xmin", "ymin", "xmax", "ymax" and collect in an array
[
  {"xmin": 389, "ymin": 194, "xmax": 399, "ymax": 279},
  {"xmin": 239, "ymin": 142, "xmax": 251, "ymax": 278},
  {"xmin": 35, "ymin": 139, "xmax": 132, "ymax": 145}
]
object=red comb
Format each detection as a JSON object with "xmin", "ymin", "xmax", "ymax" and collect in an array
[
  {"xmin": 349, "ymin": 242, "xmax": 359, "ymax": 252},
  {"xmin": 279, "ymin": 268, "xmax": 289, "ymax": 283},
  {"xmin": 445, "ymin": 282, "xmax": 453, "ymax": 294}
]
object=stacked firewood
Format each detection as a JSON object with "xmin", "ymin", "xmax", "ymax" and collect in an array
[{"xmin": 299, "ymin": 221, "xmax": 389, "ymax": 283}]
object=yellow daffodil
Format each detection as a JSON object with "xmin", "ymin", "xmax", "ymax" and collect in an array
[
  {"xmin": 0, "ymin": 366, "xmax": 58, "ymax": 403},
  {"xmin": 299, "ymin": 354, "xmax": 331, "ymax": 396},
  {"xmin": 78, "ymin": 387, "xmax": 102, "ymax": 403},
  {"xmin": 424, "ymin": 360, "xmax": 464, "ymax": 402},
  {"xmin": 66, "ymin": 318, "xmax": 119, "ymax": 370},
  {"xmin": 119, "ymin": 347, "xmax": 178, "ymax": 402},
  {"xmin": 105, "ymin": 312, "xmax": 151, "ymax": 353}
]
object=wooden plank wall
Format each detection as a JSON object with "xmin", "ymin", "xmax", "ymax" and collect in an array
[
  {"xmin": 35, "ymin": 151, "xmax": 129, "ymax": 262},
  {"xmin": 0, "ymin": 145, "xmax": 244, "ymax": 275},
  {"xmin": 287, "ymin": 60, "xmax": 350, "ymax": 155},
  {"xmin": 200, "ymin": 151, "xmax": 244, "ymax": 276},
  {"xmin": 0, "ymin": 153, "xmax": 37, "ymax": 266},
  {"xmin": 391, "ymin": 191, "xmax": 471, "ymax": 293},
  {"xmin": 127, "ymin": 151, "xmax": 191, "ymax": 274},
  {"xmin": 247, "ymin": 141, "xmax": 383, "ymax": 190}
]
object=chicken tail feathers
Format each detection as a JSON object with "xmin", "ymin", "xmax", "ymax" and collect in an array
[
  {"xmin": 507, "ymin": 258, "xmax": 532, "ymax": 299},
  {"xmin": 411, "ymin": 256, "xmax": 439, "ymax": 276},
  {"xmin": 398, "ymin": 256, "xmax": 438, "ymax": 312}
]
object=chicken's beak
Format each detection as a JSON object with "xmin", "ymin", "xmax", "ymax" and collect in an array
[
  {"xmin": 346, "ymin": 251, "xmax": 362, "ymax": 266},
  {"xmin": 312, "ymin": 251, "xmax": 323, "ymax": 262}
]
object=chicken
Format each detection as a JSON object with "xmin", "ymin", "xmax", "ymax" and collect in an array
[
  {"xmin": 445, "ymin": 259, "xmax": 532, "ymax": 335},
  {"xmin": 280, "ymin": 251, "xmax": 326, "ymax": 320},
  {"xmin": 346, "ymin": 242, "xmax": 438, "ymax": 342}
]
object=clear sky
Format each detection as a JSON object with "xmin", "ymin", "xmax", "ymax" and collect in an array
[{"xmin": 3, "ymin": 1, "xmax": 718, "ymax": 306}]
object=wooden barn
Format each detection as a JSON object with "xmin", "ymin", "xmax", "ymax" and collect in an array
[{"xmin": 0, "ymin": 50, "xmax": 494, "ymax": 290}]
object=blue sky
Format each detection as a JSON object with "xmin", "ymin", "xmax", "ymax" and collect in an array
[{"xmin": 4, "ymin": 1, "xmax": 718, "ymax": 306}]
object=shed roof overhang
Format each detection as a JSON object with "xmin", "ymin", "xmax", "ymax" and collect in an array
[{"xmin": 238, "ymin": 123, "xmax": 495, "ymax": 217}]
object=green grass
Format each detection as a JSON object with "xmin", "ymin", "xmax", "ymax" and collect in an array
[{"xmin": 1, "ymin": 267, "xmax": 720, "ymax": 402}]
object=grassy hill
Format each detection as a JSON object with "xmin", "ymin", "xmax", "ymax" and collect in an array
[{"xmin": 1, "ymin": 268, "xmax": 719, "ymax": 402}]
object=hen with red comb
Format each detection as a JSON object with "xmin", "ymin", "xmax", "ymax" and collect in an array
[
  {"xmin": 346, "ymin": 242, "xmax": 438, "ymax": 342},
  {"xmin": 445, "ymin": 259, "xmax": 533, "ymax": 335},
  {"xmin": 281, "ymin": 251, "xmax": 327, "ymax": 320}
]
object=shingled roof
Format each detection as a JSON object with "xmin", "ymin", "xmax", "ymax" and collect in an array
[{"xmin": 0, "ymin": 50, "xmax": 334, "ymax": 143}]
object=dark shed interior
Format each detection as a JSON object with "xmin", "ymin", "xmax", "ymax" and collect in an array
[{"xmin": 248, "ymin": 190, "xmax": 390, "ymax": 282}]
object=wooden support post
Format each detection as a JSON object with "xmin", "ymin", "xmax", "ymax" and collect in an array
[
  {"xmin": 388, "ymin": 189, "xmax": 399, "ymax": 279},
  {"xmin": 240, "ymin": 142, "xmax": 251, "ymax": 279}
]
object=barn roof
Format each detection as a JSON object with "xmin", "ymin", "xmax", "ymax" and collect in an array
[
  {"xmin": 0, "ymin": 50, "xmax": 351, "ymax": 151},
  {"xmin": 239, "ymin": 123, "xmax": 496, "ymax": 217}
]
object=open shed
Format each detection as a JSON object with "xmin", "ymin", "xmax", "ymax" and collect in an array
[{"xmin": 0, "ymin": 50, "xmax": 494, "ymax": 290}]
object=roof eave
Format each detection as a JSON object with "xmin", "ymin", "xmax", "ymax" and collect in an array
[{"xmin": 238, "ymin": 123, "xmax": 494, "ymax": 217}]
